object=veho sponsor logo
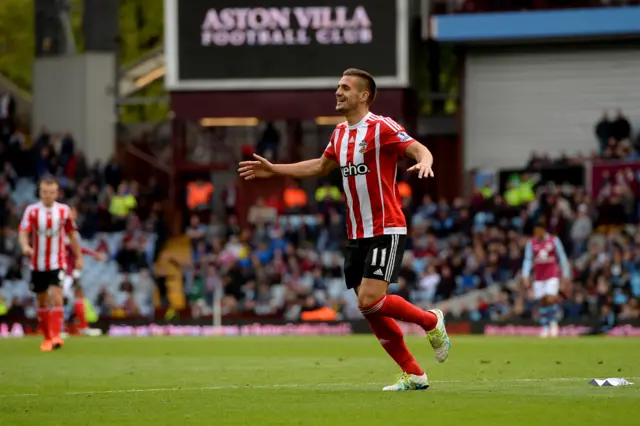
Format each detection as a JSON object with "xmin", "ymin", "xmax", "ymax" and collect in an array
[
  {"xmin": 341, "ymin": 162, "xmax": 371, "ymax": 177},
  {"xmin": 37, "ymin": 229, "xmax": 60, "ymax": 237}
]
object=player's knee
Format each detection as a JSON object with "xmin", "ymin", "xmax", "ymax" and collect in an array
[
  {"xmin": 50, "ymin": 288, "xmax": 63, "ymax": 306},
  {"xmin": 357, "ymin": 290, "xmax": 382, "ymax": 308},
  {"xmin": 357, "ymin": 279, "xmax": 388, "ymax": 308}
]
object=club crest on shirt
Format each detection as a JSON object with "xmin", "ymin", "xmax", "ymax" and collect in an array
[{"xmin": 358, "ymin": 140, "xmax": 368, "ymax": 153}]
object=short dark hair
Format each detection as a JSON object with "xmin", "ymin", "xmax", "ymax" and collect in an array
[{"xmin": 342, "ymin": 68, "xmax": 377, "ymax": 105}]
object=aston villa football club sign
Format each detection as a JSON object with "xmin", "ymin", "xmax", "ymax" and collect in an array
[
  {"xmin": 200, "ymin": 6, "xmax": 374, "ymax": 47},
  {"xmin": 164, "ymin": 0, "xmax": 409, "ymax": 90}
]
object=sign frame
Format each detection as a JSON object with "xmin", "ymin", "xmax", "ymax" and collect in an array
[{"xmin": 163, "ymin": 0, "xmax": 410, "ymax": 91}]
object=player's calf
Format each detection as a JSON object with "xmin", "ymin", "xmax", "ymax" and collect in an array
[
  {"xmin": 366, "ymin": 315, "xmax": 425, "ymax": 376},
  {"xmin": 358, "ymin": 280, "xmax": 438, "ymax": 332},
  {"xmin": 49, "ymin": 286, "xmax": 65, "ymax": 348}
]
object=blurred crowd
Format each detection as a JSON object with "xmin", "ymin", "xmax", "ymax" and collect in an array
[
  {"xmin": 525, "ymin": 109, "xmax": 640, "ymax": 169},
  {"xmin": 182, "ymin": 170, "xmax": 640, "ymax": 325},
  {"xmin": 0, "ymin": 127, "xmax": 166, "ymax": 320},
  {"xmin": 2, "ymin": 114, "xmax": 640, "ymax": 327}
]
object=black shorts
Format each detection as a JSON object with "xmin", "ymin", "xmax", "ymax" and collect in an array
[
  {"xmin": 30, "ymin": 269, "xmax": 64, "ymax": 294},
  {"xmin": 343, "ymin": 234, "xmax": 406, "ymax": 289}
]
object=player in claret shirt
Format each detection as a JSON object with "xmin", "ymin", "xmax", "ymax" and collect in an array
[
  {"xmin": 239, "ymin": 68, "xmax": 450, "ymax": 391},
  {"xmin": 522, "ymin": 218, "xmax": 571, "ymax": 338}
]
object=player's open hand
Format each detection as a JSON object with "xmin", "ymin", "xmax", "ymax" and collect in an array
[
  {"xmin": 238, "ymin": 154, "xmax": 275, "ymax": 180},
  {"xmin": 22, "ymin": 246, "xmax": 34, "ymax": 257},
  {"xmin": 75, "ymin": 257, "xmax": 84, "ymax": 270},
  {"xmin": 94, "ymin": 252, "xmax": 106, "ymax": 262},
  {"xmin": 407, "ymin": 161, "xmax": 434, "ymax": 179}
]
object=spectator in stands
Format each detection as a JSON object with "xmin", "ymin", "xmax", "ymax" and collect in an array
[
  {"xmin": 595, "ymin": 110, "xmax": 611, "ymax": 154},
  {"xmin": 186, "ymin": 214, "xmax": 207, "ymax": 261},
  {"xmin": 0, "ymin": 294, "xmax": 8, "ymax": 318},
  {"xmin": 67, "ymin": 150, "xmax": 89, "ymax": 183},
  {"xmin": 58, "ymin": 130, "xmax": 75, "ymax": 169},
  {"xmin": 247, "ymin": 196, "xmax": 278, "ymax": 226},
  {"xmin": 187, "ymin": 263, "xmax": 207, "ymax": 317},
  {"xmin": 36, "ymin": 145, "xmax": 55, "ymax": 179},
  {"xmin": 569, "ymin": 204, "xmax": 592, "ymax": 258},
  {"xmin": 283, "ymin": 180, "xmax": 308, "ymax": 214},
  {"xmin": 220, "ymin": 180, "xmax": 239, "ymax": 217},
  {"xmin": 0, "ymin": 91, "xmax": 15, "ymax": 140},
  {"xmin": 0, "ymin": 182, "xmax": 10, "ymax": 252},
  {"xmin": 397, "ymin": 178, "xmax": 413, "ymax": 207},
  {"xmin": 417, "ymin": 264, "xmax": 440, "ymax": 305},
  {"xmin": 104, "ymin": 156, "xmax": 123, "ymax": 190},
  {"xmin": 96, "ymin": 286, "xmax": 116, "ymax": 317},
  {"xmin": 116, "ymin": 238, "xmax": 141, "ymax": 273},
  {"xmin": 435, "ymin": 265, "xmax": 456, "ymax": 301},
  {"xmin": 109, "ymin": 182, "xmax": 137, "ymax": 231},
  {"xmin": 611, "ymin": 109, "xmax": 632, "ymax": 144},
  {"xmin": 225, "ymin": 214, "xmax": 242, "ymax": 239},
  {"xmin": 415, "ymin": 194, "xmax": 437, "ymax": 221},
  {"xmin": 256, "ymin": 122, "xmax": 280, "ymax": 161},
  {"xmin": 2, "ymin": 162, "xmax": 17, "ymax": 191},
  {"xmin": 315, "ymin": 180, "xmax": 342, "ymax": 214},
  {"xmin": 186, "ymin": 178, "xmax": 214, "ymax": 213},
  {"xmin": 317, "ymin": 210, "xmax": 344, "ymax": 251}
]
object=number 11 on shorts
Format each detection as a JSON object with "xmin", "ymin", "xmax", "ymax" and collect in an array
[{"xmin": 371, "ymin": 248, "xmax": 387, "ymax": 267}]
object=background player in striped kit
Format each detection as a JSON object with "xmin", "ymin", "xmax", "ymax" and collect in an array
[
  {"xmin": 61, "ymin": 206, "xmax": 105, "ymax": 337},
  {"xmin": 522, "ymin": 218, "xmax": 571, "ymax": 338},
  {"xmin": 239, "ymin": 68, "xmax": 450, "ymax": 391},
  {"xmin": 18, "ymin": 177, "xmax": 83, "ymax": 351}
]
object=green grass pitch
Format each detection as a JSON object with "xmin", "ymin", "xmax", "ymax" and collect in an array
[{"xmin": 1, "ymin": 335, "xmax": 638, "ymax": 425}]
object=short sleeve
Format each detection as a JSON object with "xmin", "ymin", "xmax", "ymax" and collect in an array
[
  {"xmin": 18, "ymin": 207, "xmax": 33, "ymax": 232},
  {"xmin": 64, "ymin": 208, "xmax": 78, "ymax": 234},
  {"xmin": 19, "ymin": 206, "xmax": 33, "ymax": 232},
  {"xmin": 323, "ymin": 131, "xmax": 338, "ymax": 162},
  {"xmin": 380, "ymin": 118, "xmax": 416, "ymax": 157}
]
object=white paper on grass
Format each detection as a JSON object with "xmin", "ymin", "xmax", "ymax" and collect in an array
[{"xmin": 589, "ymin": 378, "xmax": 634, "ymax": 387}]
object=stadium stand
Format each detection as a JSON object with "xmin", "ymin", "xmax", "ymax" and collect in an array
[
  {"xmin": 0, "ymin": 130, "xmax": 164, "ymax": 320},
  {"xmin": 1, "ymin": 112, "xmax": 640, "ymax": 326},
  {"xmin": 178, "ymin": 167, "xmax": 640, "ymax": 324}
]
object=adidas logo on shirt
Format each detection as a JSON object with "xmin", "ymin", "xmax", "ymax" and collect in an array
[{"xmin": 373, "ymin": 269, "xmax": 384, "ymax": 276}]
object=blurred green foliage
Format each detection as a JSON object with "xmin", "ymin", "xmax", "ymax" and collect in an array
[{"xmin": 0, "ymin": 0, "xmax": 167, "ymax": 123}]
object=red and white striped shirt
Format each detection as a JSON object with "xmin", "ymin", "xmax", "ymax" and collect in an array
[
  {"xmin": 323, "ymin": 113, "xmax": 415, "ymax": 240},
  {"xmin": 19, "ymin": 201, "xmax": 77, "ymax": 271}
]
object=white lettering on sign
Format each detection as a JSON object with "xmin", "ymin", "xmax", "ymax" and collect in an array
[{"xmin": 201, "ymin": 6, "xmax": 373, "ymax": 47}]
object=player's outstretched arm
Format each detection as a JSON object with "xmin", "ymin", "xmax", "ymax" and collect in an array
[
  {"xmin": 238, "ymin": 154, "xmax": 337, "ymax": 180},
  {"xmin": 405, "ymin": 142, "xmax": 434, "ymax": 179}
]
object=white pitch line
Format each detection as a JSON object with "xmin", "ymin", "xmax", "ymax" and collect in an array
[
  {"xmin": 3, "ymin": 377, "xmax": 637, "ymax": 398},
  {"xmin": 3, "ymin": 382, "xmax": 378, "ymax": 398}
]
